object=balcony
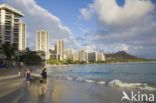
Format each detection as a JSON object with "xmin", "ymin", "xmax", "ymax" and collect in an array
[
  {"xmin": 14, "ymin": 38, "xmax": 18, "ymax": 43},
  {"xmin": 5, "ymin": 23, "xmax": 11, "ymax": 26},
  {"xmin": 14, "ymin": 22, "xmax": 19, "ymax": 24},
  {"xmin": 5, "ymin": 36, "xmax": 11, "ymax": 41},
  {"xmin": 5, "ymin": 29, "xmax": 11, "ymax": 31}
]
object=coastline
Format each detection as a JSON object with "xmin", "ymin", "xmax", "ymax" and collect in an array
[
  {"xmin": 0, "ymin": 68, "xmax": 123, "ymax": 103},
  {"xmin": 0, "ymin": 65, "xmax": 44, "ymax": 75},
  {"xmin": 46, "ymin": 60, "xmax": 156, "ymax": 67},
  {"xmin": 0, "ymin": 62, "xmax": 156, "ymax": 103}
]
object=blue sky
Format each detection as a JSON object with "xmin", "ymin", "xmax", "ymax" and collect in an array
[
  {"xmin": 35, "ymin": 0, "xmax": 96, "ymax": 41},
  {"xmin": 34, "ymin": 0, "xmax": 129, "ymax": 45},
  {"xmin": 1, "ymin": 0, "xmax": 156, "ymax": 58}
]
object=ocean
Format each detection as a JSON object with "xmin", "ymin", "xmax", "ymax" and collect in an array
[{"xmin": 48, "ymin": 62, "xmax": 156, "ymax": 91}]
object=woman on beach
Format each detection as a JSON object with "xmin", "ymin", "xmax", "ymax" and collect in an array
[
  {"xmin": 40, "ymin": 68, "xmax": 47, "ymax": 93},
  {"xmin": 26, "ymin": 69, "xmax": 31, "ymax": 87}
]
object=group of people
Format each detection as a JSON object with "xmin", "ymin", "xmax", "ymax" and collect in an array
[{"xmin": 24, "ymin": 68, "xmax": 48, "ymax": 92}]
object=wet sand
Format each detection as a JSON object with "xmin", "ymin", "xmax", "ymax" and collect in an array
[
  {"xmin": 0, "ymin": 69, "xmax": 123, "ymax": 103},
  {"xmin": 0, "ymin": 69, "xmax": 155, "ymax": 103}
]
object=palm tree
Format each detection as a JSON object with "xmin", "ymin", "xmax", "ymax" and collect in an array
[{"xmin": 1, "ymin": 42, "xmax": 16, "ymax": 66}]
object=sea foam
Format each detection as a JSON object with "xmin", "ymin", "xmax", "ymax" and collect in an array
[
  {"xmin": 107, "ymin": 79, "xmax": 156, "ymax": 91},
  {"xmin": 55, "ymin": 75, "xmax": 156, "ymax": 91}
]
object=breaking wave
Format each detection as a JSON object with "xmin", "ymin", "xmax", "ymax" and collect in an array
[
  {"xmin": 108, "ymin": 79, "xmax": 156, "ymax": 91},
  {"xmin": 55, "ymin": 74, "xmax": 156, "ymax": 91}
]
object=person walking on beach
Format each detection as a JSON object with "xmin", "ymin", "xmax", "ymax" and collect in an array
[
  {"xmin": 40, "ymin": 68, "xmax": 47, "ymax": 93},
  {"xmin": 26, "ymin": 69, "xmax": 31, "ymax": 87},
  {"xmin": 18, "ymin": 67, "xmax": 22, "ymax": 76}
]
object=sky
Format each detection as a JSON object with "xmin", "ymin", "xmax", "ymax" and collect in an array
[{"xmin": 0, "ymin": 0, "xmax": 156, "ymax": 58}]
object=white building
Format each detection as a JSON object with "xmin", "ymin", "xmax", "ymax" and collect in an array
[
  {"xmin": 36, "ymin": 30, "xmax": 49, "ymax": 59},
  {"xmin": 88, "ymin": 52, "xmax": 105, "ymax": 62},
  {"xmin": 64, "ymin": 48, "xmax": 73, "ymax": 60},
  {"xmin": 18, "ymin": 22, "xmax": 26, "ymax": 51},
  {"xmin": 97, "ymin": 53, "xmax": 105, "ymax": 61},
  {"xmin": 0, "ymin": 4, "xmax": 24, "ymax": 49},
  {"xmin": 55, "ymin": 40, "xmax": 64, "ymax": 60},
  {"xmin": 78, "ymin": 50, "xmax": 88, "ymax": 62}
]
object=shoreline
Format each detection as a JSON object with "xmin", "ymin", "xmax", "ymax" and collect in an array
[
  {"xmin": 0, "ymin": 65, "xmax": 44, "ymax": 75},
  {"xmin": 46, "ymin": 60, "xmax": 156, "ymax": 67},
  {"xmin": 1, "ymin": 61, "xmax": 155, "ymax": 74},
  {"xmin": 0, "ymin": 71, "xmax": 155, "ymax": 103},
  {"xmin": 0, "ymin": 63, "xmax": 156, "ymax": 103}
]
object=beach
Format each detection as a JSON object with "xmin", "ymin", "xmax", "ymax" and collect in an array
[
  {"xmin": 0, "ymin": 63, "xmax": 156, "ymax": 103},
  {"xmin": 0, "ymin": 70, "xmax": 123, "ymax": 103}
]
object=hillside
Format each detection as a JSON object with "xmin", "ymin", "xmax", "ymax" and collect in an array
[{"xmin": 105, "ymin": 51, "xmax": 142, "ymax": 60}]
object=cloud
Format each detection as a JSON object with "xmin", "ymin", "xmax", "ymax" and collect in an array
[
  {"xmin": 80, "ymin": 0, "xmax": 156, "ymax": 58},
  {"xmin": 80, "ymin": 3, "xmax": 95, "ymax": 20},
  {"xmin": 81, "ymin": 0, "xmax": 155, "ymax": 27},
  {"xmin": 88, "ymin": 17, "xmax": 156, "ymax": 58},
  {"xmin": 2, "ymin": 0, "xmax": 81, "ymax": 50}
]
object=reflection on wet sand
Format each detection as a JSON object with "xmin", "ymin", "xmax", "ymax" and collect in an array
[
  {"xmin": 0, "ymin": 72, "xmax": 122, "ymax": 103},
  {"xmin": 51, "ymin": 79, "xmax": 63, "ymax": 103},
  {"xmin": 0, "ymin": 71, "xmax": 143, "ymax": 103},
  {"xmin": 0, "ymin": 74, "xmax": 23, "ymax": 98}
]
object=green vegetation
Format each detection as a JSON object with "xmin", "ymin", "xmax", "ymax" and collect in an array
[
  {"xmin": 47, "ymin": 58, "xmax": 156, "ymax": 65},
  {"xmin": 97, "ymin": 59, "xmax": 156, "ymax": 64},
  {"xmin": 19, "ymin": 48, "xmax": 44, "ymax": 66},
  {"xmin": 47, "ymin": 59, "xmax": 87, "ymax": 65},
  {"xmin": 0, "ymin": 42, "xmax": 16, "ymax": 66},
  {"xmin": 0, "ymin": 44, "xmax": 44, "ymax": 66}
]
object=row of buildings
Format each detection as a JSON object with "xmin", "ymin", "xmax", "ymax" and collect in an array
[
  {"xmin": 36, "ymin": 30, "xmax": 105, "ymax": 62},
  {"xmin": 0, "ymin": 4, "xmax": 105, "ymax": 63}
]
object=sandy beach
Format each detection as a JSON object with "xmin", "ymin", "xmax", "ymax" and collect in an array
[
  {"xmin": 0, "ymin": 68, "xmax": 123, "ymax": 103},
  {"xmin": 0, "ymin": 65, "xmax": 155, "ymax": 103}
]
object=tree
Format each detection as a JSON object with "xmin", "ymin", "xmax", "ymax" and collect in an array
[
  {"xmin": 1, "ymin": 42, "xmax": 16, "ymax": 66},
  {"xmin": 19, "ymin": 48, "xmax": 43, "ymax": 66}
]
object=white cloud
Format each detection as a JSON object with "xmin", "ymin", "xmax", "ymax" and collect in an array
[
  {"xmin": 81, "ymin": 0, "xmax": 155, "ymax": 26},
  {"xmin": 80, "ymin": 4, "xmax": 95, "ymax": 20},
  {"xmin": 88, "ymin": 17, "xmax": 156, "ymax": 58},
  {"xmin": 79, "ymin": 0, "xmax": 156, "ymax": 58},
  {"xmin": 2, "ymin": 0, "xmax": 81, "ymax": 50}
]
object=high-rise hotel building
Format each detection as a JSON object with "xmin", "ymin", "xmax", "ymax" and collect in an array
[
  {"xmin": 0, "ymin": 4, "xmax": 24, "ymax": 49},
  {"xmin": 55, "ymin": 40, "xmax": 64, "ymax": 60},
  {"xmin": 78, "ymin": 50, "xmax": 88, "ymax": 62},
  {"xmin": 18, "ymin": 22, "xmax": 26, "ymax": 51},
  {"xmin": 36, "ymin": 30, "xmax": 49, "ymax": 59}
]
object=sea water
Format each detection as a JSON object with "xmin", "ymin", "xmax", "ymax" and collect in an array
[{"xmin": 48, "ymin": 62, "xmax": 156, "ymax": 91}]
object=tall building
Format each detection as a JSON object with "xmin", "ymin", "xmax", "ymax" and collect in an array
[
  {"xmin": 97, "ymin": 53, "xmax": 105, "ymax": 61},
  {"xmin": 72, "ymin": 54, "xmax": 79, "ymax": 61},
  {"xmin": 88, "ymin": 52, "xmax": 97, "ymax": 62},
  {"xmin": 65, "ymin": 48, "xmax": 73, "ymax": 56},
  {"xmin": 88, "ymin": 52, "xmax": 105, "ymax": 62},
  {"xmin": 36, "ymin": 30, "xmax": 49, "ymax": 59},
  {"xmin": 55, "ymin": 40, "xmax": 64, "ymax": 60},
  {"xmin": 78, "ymin": 50, "xmax": 88, "ymax": 62},
  {"xmin": 18, "ymin": 22, "xmax": 26, "ymax": 51},
  {"xmin": 0, "ymin": 4, "xmax": 24, "ymax": 49},
  {"xmin": 64, "ymin": 48, "xmax": 73, "ymax": 60}
]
